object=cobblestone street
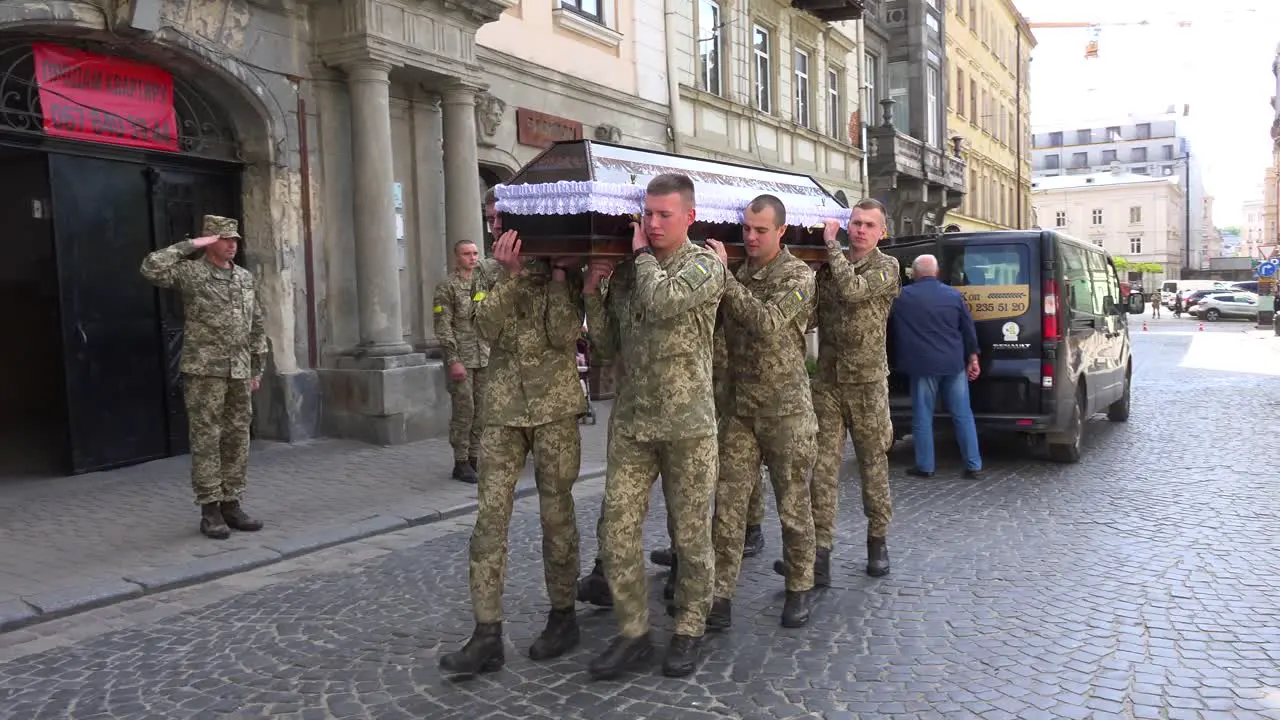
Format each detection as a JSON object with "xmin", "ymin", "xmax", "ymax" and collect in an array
[{"xmin": 0, "ymin": 320, "xmax": 1278, "ymax": 719}]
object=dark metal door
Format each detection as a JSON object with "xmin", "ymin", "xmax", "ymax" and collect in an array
[
  {"xmin": 49, "ymin": 154, "xmax": 170, "ymax": 473},
  {"xmin": 147, "ymin": 167, "xmax": 241, "ymax": 455}
]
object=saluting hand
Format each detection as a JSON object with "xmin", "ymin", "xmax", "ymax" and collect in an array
[{"xmin": 191, "ymin": 235, "xmax": 222, "ymax": 248}]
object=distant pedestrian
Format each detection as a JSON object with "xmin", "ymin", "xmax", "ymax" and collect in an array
[
  {"xmin": 1151, "ymin": 292, "xmax": 1161, "ymax": 318},
  {"xmin": 888, "ymin": 254, "xmax": 983, "ymax": 478},
  {"xmin": 140, "ymin": 215, "xmax": 268, "ymax": 540}
]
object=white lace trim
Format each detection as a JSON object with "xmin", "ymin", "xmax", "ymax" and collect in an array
[{"xmin": 494, "ymin": 181, "xmax": 852, "ymax": 228}]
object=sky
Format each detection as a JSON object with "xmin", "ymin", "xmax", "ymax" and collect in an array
[{"xmin": 1013, "ymin": 0, "xmax": 1280, "ymax": 226}]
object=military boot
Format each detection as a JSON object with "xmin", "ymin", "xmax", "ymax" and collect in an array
[
  {"xmin": 662, "ymin": 553, "xmax": 678, "ymax": 601},
  {"xmin": 199, "ymin": 503, "xmax": 230, "ymax": 540},
  {"xmin": 528, "ymin": 608, "xmax": 579, "ymax": 660},
  {"xmin": 705, "ymin": 597, "xmax": 732, "ymax": 632},
  {"xmin": 588, "ymin": 633, "xmax": 654, "ymax": 681},
  {"xmin": 576, "ymin": 558, "xmax": 613, "ymax": 607},
  {"xmin": 220, "ymin": 500, "xmax": 263, "ymax": 532},
  {"xmin": 649, "ymin": 547, "xmax": 674, "ymax": 567},
  {"xmin": 867, "ymin": 536, "xmax": 890, "ymax": 577},
  {"xmin": 781, "ymin": 590, "xmax": 815, "ymax": 628},
  {"xmin": 452, "ymin": 461, "xmax": 477, "ymax": 484},
  {"xmin": 439, "ymin": 622, "xmax": 504, "ymax": 675},
  {"xmin": 773, "ymin": 547, "xmax": 831, "ymax": 588},
  {"xmin": 662, "ymin": 633, "xmax": 703, "ymax": 678},
  {"xmin": 742, "ymin": 524, "xmax": 765, "ymax": 558},
  {"xmin": 468, "ymin": 455, "xmax": 479, "ymax": 473}
]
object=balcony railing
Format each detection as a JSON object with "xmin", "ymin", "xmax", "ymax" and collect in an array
[
  {"xmin": 790, "ymin": 0, "xmax": 864, "ymax": 22},
  {"xmin": 865, "ymin": 100, "xmax": 966, "ymax": 194}
]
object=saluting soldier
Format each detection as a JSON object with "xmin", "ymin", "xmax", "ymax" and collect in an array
[
  {"xmin": 438, "ymin": 229, "xmax": 587, "ymax": 675},
  {"xmin": 775, "ymin": 199, "xmax": 900, "ymax": 583},
  {"xmin": 433, "ymin": 238, "xmax": 499, "ymax": 484},
  {"xmin": 704, "ymin": 195, "xmax": 819, "ymax": 630},
  {"xmin": 583, "ymin": 173, "xmax": 726, "ymax": 680},
  {"xmin": 140, "ymin": 215, "xmax": 268, "ymax": 540}
]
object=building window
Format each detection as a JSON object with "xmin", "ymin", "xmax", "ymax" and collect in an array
[
  {"xmin": 888, "ymin": 61, "xmax": 909, "ymax": 134},
  {"xmin": 926, "ymin": 65, "xmax": 940, "ymax": 146},
  {"xmin": 1102, "ymin": 149, "xmax": 1116, "ymax": 164},
  {"xmin": 969, "ymin": 79, "xmax": 978, "ymax": 127},
  {"xmin": 697, "ymin": 0, "xmax": 722, "ymax": 96},
  {"xmin": 864, "ymin": 53, "xmax": 879, "ymax": 124},
  {"xmin": 561, "ymin": 0, "xmax": 603, "ymax": 22},
  {"xmin": 1092, "ymin": 208, "xmax": 1103, "ymax": 225},
  {"xmin": 969, "ymin": 0, "xmax": 976, "ymax": 28},
  {"xmin": 1076, "ymin": 129, "xmax": 1091, "ymax": 144},
  {"xmin": 1131, "ymin": 147, "xmax": 1147, "ymax": 163},
  {"xmin": 1055, "ymin": 210, "xmax": 1066, "ymax": 227},
  {"xmin": 1129, "ymin": 206, "xmax": 1142, "ymax": 224},
  {"xmin": 1136, "ymin": 123, "xmax": 1151, "ymax": 140},
  {"xmin": 956, "ymin": 0, "xmax": 965, "ymax": 21},
  {"xmin": 1163, "ymin": 144, "xmax": 1174, "ymax": 160},
  {"xmin": 794, "ymin": 48, "xmax": 811, "ymax": 128},
  {"xmin": 956, "ymin": 69, "xmax": 966, "ymax": 117},
  {"xmin": 1045, "ymin": 154, "xmax": 1060, "ymax": 170},
  {"xmin": 1130, "ymin": 235, "xmax": 1143, "ymax": 253},
  {"xmin": 1072, "ymin": 152, "xmax": 1087, "ymax": 169},
  {"xmin": 827, "ymin": 68, "xmax": 841, "ymax": 140},
  {"xmin": 1093, "ymin": 237, "xmax": 1104, "ymax": 248},
  {"xmin": 753, "ymin": 25, "xmax": 772, "ymax": 114},
  {"xmin": 1049, "ymin": 131, "xmax": 1063, "ymax": 146},
  {"xmin": 1106, "ymin": 125, "xmax": 1121, "ymax": 141}
]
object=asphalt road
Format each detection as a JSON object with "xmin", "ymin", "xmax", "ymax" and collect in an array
[{"xmin": 0, "ymin": 321, "xmax": 1277, "ymax": 720}]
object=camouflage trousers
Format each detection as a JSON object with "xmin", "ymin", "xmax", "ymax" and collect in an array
[
  {"xmin": 469, "ymin": 417, "xmax": 581, "ymax": 624},
  {"xmin": 449, "ymin": 367, "xmax": 487, "ymax": 464},
  {"xmin": 747, "ymin": 468, "xmax": 766, "ymax": 525},
  {"xmin": 600, "ymin": 431, "xmax": 717, "ymax": 638},
  {"xmin": 183, "ymin": 374, "xmax": 253, "ymax": 506},
  {"xmin": 714, "ymin": 413, "xmax": 817, "ymax": 596},
  {"xmin": 811, "ymin": 379, "xmax": 894, "ymax": 544}
]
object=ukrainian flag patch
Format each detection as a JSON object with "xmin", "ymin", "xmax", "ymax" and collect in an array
[
  {"xmin": 432, "ymin": 304, "xmax": 444, "ymax": 314},
  {"xmin": 695, "ymin": 261, "xmax": 710, "ymax": 275},
  {"xmin": 877, "ymin": 270, "xmax": 890, "ymax": 283},
  {"xmin": 792, "ymin": 288, "xmax": 807, "ymax": 302},
  {"xmin": 473, "ymin": 291, "xmax": 488, "ymax": 302}
]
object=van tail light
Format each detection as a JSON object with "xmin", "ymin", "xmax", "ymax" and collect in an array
[
  {"xmin": 1041, "ymin": 363, "xmax": 1054, "ymax": 389},
  {"xmin": 1042, "ymin": 279, "xmax": 1060, "ymax": 341}
]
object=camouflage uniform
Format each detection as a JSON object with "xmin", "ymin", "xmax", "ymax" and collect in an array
[
  {"xmin": 139, "ymin": 216, "xmax": 267, "ymax": 509},
  {"xmin": 432, "ymin": 259, "xmax": 499, "ymax": 467},
  {"xmin": 811, "ymin": 247, "xmax": 901, "ymax": 546},
  {"xmin": 467, "ymin": 261, "xmax": 586, "ymax": 623},
  {"xmin": 713, "ymin": 319, "xmax": 766, "ymax": 526},
  {"xmin": 713, "ymin": 249, "xmax": 818, "ymax": 599},
  {"xmin": 586, "ymin": 243, "xmax": 726, "ymax": 641}
]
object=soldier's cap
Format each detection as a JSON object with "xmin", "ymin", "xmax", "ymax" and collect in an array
[{"xmin": 202, "ymin": 215, "xmax": 242, "ymax": 240}]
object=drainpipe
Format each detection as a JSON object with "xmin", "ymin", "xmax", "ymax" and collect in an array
[
  {"xmin": 294, "ymin": 79, "xmax": 319, "ymax": 369},
  {"xmin": 1015, "ymin": 30, "xmax": 1022, "ymax": 228},
  {"xmin": 858, "ymin": 17, "xmax": 868, "ymax": 195},
  {"xmin": 664, "ymin": 0, "xmax": 685, "ymax": 154}
]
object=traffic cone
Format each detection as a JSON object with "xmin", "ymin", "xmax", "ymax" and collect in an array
[
  {"xmin": 1142, "ymin": 321, "xmax": 1148, "ymax": 332},
  {"xmin": 1198, "ymin": 322, "xmax": 1204, "ymax": 332}
]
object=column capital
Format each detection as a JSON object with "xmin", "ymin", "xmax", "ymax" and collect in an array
[
  {"xmin": 343, "ymin": 59, "xmax": 395, "ymax": 84},
  {"xmin": 440, "ymin": 81, "xmax": 487, "ymax": 106}
]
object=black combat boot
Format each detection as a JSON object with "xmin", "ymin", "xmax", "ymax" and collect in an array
[
  {"xmin": 649, "ymin": 547, "xmax": 674, "ymax": 567},
  {"xmin": 439, "ymin": 622, "xmax": 504, "ymax": 675},
  {"xmin": 781, "ymin": 590, "xmax": 815, "ymax": 628},
  {"xmin": 469, "ymin": 456, "xmax": 479, "ymax": 473},
  {"xmin": 663, "ymin": 553, "xmax": 678, "ymax": 601},
  {"xmin": 528, "ymin": 608, "xmax": 579, "ymax": 660},
  {"xmin": 742, "ymin": 524, "xmax": 765, "ymax": 557},
  {"xmin": 705, "ymin": 597, "xmax": 732, "ymax": 632},
  {"xmin": 452, "ymin": 461, "xmax": 477, "ymax": 484},
  {"xmin": 662, "ymin": 633, "xmax": 703, "ymax": 678},
  {"xmin": 576, "ymin": 558, "xmax": 613, "ymax": 607},
  {"xmin": 199, "ymin": 503, "xmax": 230, "ymax": 540},
  {"xmin": 220, "ymin": 500, "xmax": 263, "ymax": 531},
  {"xmin": 867, "ymin": 536, "xmax": 890, "ymax": 577},
  {"xmin": 773, "ymin": 547, "xmax": 831, "ymax": 587},
  {"xmin": 588, "ymin": 633, "xmax": 654, "ymax": 680}
]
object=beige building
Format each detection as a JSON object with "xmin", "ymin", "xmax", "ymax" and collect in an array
[
  {"xmin": 1244, "ymin": 197, "xmax": 1267, "ymax": 259},
  {"xmin": 943, "ymin": 0, "xmax": 1035, "ymax": 231},
  {"xmin": 1032, "ymin": 169, "xmax": 1184, "ymax": 285}
]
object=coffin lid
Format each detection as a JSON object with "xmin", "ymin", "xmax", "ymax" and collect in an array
[{"xmin": 494, "ymin": 140, "xmax": 853, "ymax": 229}]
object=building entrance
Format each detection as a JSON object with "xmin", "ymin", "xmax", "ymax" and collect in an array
[{"xmin": 0, "ymin": 38, "xmax": 243, "ymax": 477}]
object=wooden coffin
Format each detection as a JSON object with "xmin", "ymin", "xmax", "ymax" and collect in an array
[{"xmin": 494, "ymin": 140, "xmax": 851, "ymax": 262}]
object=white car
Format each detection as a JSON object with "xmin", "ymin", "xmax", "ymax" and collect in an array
[{"xmin": 1188, "ymin": 292, "xmax": 1259, "ymax": 321}]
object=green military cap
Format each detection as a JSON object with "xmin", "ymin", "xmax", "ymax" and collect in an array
[{"xmin": 202, "ymin": 214, "xmax": 242, "ymax": 239}]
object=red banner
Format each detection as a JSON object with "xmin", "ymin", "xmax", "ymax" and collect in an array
[{"xmin": 32, "ymin": 42, "xmax": 179, "ymax": 152}]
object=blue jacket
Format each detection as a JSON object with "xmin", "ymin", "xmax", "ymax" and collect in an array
[{"xmin": 889, "ymin": 277, "xmax": 979, "ymax": 377}]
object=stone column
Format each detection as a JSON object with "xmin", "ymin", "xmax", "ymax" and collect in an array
[
  {"xmin": 346, "ymin": 59, "xmax": 411, "ymax": 356},
  {"xmin": 441, "ymin": 83, "xmax": 485, "ymax": 251}
]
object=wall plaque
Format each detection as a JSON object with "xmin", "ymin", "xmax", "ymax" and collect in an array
[{"xmin": 517, "ymin": 107, "xmax": 583, "ymax": 149}]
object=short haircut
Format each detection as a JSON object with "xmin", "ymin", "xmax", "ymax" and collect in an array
[
  {"xmin": 646, "ymin": 173, "xmax": 696, "ymax": 207},
  {"xmin": 853, "ymin": 198, "xmax": 886, "ymax": 216},
  {"xmin": 747, "ymin": 194, "xmax": 787, "ymax": 227},
  {"xmin": 453, "ymin": 239, "xmax": 477, "ymax": 252},
  {"xmin": 483, "ymin": 187, "xmax": 496, "ymax": 205}
]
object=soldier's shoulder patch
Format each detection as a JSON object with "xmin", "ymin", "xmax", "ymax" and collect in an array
[
  {"xmin": 432, "ymin": 304, "xmax": 445, "ymax": 315},
  {"xmin": 679, "ymin": 256, "xmax": 715, "ymax": 289},
  {"xmin": 472, "ymin": 290, "xmax": 488, "ymax": 302}
]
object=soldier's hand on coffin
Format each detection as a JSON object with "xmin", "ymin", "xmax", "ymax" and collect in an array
[
  {"xmin": 584, "ymin": 259, "xmax": 616, "ymax": 294},
  {"xmin": 250, "ymin": 377, "xmax": 261, "ymax": 392},
  {"xmin": 191, "ymin": 235, "xmax": 222, "ymax": 248},
  {"xmin": 449, "ymin": 361, "xmax": 468, "ymax": 382},
  {"xmin": 630, "ymin": 221, "xmax": 649, "ymax": 252},
  {"xmin": 705, "ymin": 239, "xmax": 729, "ymax": 266},
  {"xmin": 493, "ymin": 230, "xmax": 525, "ymax": 275},
  {"xmin": 822, "ymin": 219, "xmax": 842, "ymax": 247}
]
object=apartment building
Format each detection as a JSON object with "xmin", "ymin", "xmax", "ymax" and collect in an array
[{"xmin": 943, "ymin": 0, "xmax": 1035, "ymax": 231}]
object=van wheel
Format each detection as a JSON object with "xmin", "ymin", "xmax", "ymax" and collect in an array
[
  {"xmin": 1206, "ymin": 308, "xmax": 1221, "ymax": 321},
  {"xmin": 1048, "ymin": 389, "xmax": 1085, "ymax": 464},
  {"xmin": 1107, "ymin": 367, "xmax": 1131, "ymax": 422}
]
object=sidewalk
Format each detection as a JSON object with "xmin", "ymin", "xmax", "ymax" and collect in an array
[{"xmin": 0, "ymin": 402, "xmax": 613, "ymax": 633}]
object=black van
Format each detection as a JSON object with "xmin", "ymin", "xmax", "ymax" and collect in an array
[{"xmin": 880, "ymin": 230, "xmax": 1147, "ymax": 463}]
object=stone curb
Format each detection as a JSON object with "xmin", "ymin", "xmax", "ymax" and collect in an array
[{"xmin": 0, "ymin": 465, "xmax": 607, "ymax": 634}]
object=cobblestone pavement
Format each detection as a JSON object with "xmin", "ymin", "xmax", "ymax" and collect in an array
[{"xmin": 0, "ymin": 325, "xmax": 1278, "ymax": 719}]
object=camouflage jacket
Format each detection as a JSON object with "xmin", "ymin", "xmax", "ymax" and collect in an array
[
  {"xmin": 432, "ymin": 259, "xmax": 499, "ymax": 369},
  {"xmin": 475, "ymin": 261, "xmax": 586, "ymax": 427},
  {"xmin": 721, "ymin": 247, "xmax": 817, "ymax": 417},
  {"xmin": 712, "ymin": 311, "xmax": 729, "ymax": 419},
  {"xmin": 139, "ymin": 240, "xmax": 268, "ymax": 380},
  {"xmin": 814, "ymin": 247, "xmax": 901, "ymax": 385},
  {"xmin": 586, "ymin": 241, "xmax": 726, "ymax": 442}
]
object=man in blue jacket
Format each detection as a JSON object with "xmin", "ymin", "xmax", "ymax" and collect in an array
[{"xmin": 888, "ymin": 254, "xmax": 982, "ymax": 478}]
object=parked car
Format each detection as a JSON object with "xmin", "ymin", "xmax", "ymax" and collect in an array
[
  {"xmin": 880, "ymin": 230, "xmax": 1146, "ymax": 464},
  {"xmin": 1231, "ymin": 280, "xmax": 1259, "ymax": 294},
  {"xmin": 1189, "ymin": 292, "xmax": 1259, "ymax": 321}
]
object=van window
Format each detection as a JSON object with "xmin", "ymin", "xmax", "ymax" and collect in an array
[
  {"xmin": 1162, "ymin": 281, "xmax": 1177, "ymax": 293},
  {"xmin": 942, "ymin": 244, "xmax": 1032, "ymax": 322},
  {"xmin": 1086, "ymin": 250, "xmax": 1118, "ymax": 314},
  {"xmin": 1060, "ymin": 243, "xmax": 1095, "ymax": 316}
]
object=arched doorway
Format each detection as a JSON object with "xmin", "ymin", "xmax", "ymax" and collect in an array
[{"xmin": 0, "ymin": 36, "xmax": 244, "ymax": 476}]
